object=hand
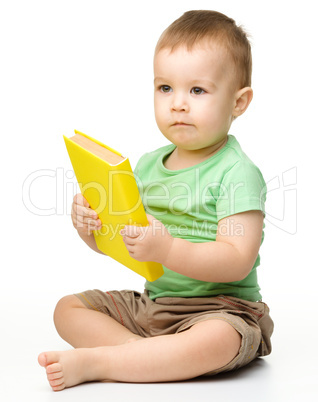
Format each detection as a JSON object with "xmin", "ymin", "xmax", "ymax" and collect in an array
[
  {"xmin": 71, "ymin": 193, "xmax": 102, "ymax": 236},
  {"xmin": 120, "ymin": 214, "xmax": 173, "ymax": 263}
]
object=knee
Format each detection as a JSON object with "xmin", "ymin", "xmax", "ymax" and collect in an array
[
  {"xmin": 191, "ymin": 320, "xmax": 242, "ymax": 369},
  {"xmin": 213, "ymin": 321, "xmax": 241, "ymax": 362},
  {"xmin": 53, "ymin": 295, "xmax": 84, "ymax": 329}
]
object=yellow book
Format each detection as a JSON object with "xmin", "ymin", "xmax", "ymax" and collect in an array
[{"xmin": 63, "ymin": 130, "xmax": 164, "ymax": 282}]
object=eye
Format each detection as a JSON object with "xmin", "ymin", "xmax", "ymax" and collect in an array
[
  {"xmin": 191, "ymin": 87, "xmax": 205, "ymax": 95},
  {"xmin": 160, "ymin": 85, "xmax": 172, "ymax": 93}
]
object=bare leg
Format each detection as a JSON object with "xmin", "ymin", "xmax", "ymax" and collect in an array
[
  {"xmin": 54, "ymin": 295, "xmax": 142, "ymax": 347},
  {"xmin": 38, "ymin": 319, "xmax": 241, "ymax": 391}
]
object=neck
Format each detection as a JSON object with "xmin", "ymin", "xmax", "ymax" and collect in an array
[{"xmin": 166, "ymin": 136, "xmax": 228, "ymax": 170}]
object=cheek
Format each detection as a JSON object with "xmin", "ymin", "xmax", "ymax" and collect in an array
[
  {"xmin": 154, "ymin": 99, "xmax": 166, "ymax": 126},
  {"xmin": 194, "ymin": 104, "xmax": 218, "ymax": 129},
  {"xmin": 198, "ymin": 100, "xmax": 232, "ymax": 130},
  {"xmin": 154, "ymin": 106, "xmax": 162, "ymax": 126}
]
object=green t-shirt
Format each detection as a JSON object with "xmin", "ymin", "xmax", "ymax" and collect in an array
[{"xmin": 134, "ymin": 135, "xmax": 266, "ymax": 302}]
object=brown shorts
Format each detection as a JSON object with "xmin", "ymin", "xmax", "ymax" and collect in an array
[{"xmin": 75, "ymin": 289, "xmax": 274, "ymax": 375}]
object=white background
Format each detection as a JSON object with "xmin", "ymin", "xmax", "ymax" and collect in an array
[{"xmin": 1, "ymin": 0, "xmax": 317, "ymax": 401}]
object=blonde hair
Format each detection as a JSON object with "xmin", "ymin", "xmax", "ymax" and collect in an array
[{"xmin": 155, "ymin": 10, "xmax": 252, "ymax": 88}]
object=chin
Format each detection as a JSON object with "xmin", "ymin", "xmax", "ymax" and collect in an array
[{"xmin": 165, "ymin": 135, "xmax": 199, "ymax": 149}]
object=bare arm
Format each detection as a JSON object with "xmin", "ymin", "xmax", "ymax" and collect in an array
[
  {"xmin": 77, "ymin": 231, "xmax": 105, "ymax": 255},
  {"xmin": 121, "ymin": 210, "xmax": 264, "ymax": 282},
  {"xmin": 71, "ymin": 193, "xmax": 105, "ymax": 255},
  {"xmin": 162, "ymin": 211, "xmax": 263, "ymax": 282}
]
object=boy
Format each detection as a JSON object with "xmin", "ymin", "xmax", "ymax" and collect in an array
[{"xmin": 38, "ymin": 10, "xmax": 273, "ymax": 391}]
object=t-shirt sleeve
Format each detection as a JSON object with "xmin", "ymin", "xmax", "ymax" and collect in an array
[{"xmin": 216, "ymin": 160, "xmax": 267, "ymax": 221}]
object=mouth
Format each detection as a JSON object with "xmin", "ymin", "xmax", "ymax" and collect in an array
[{"xmin": 171, "ymin": 122, "xmax": 192, "ymax": 127}]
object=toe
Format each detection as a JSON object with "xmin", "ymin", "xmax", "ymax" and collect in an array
[
  {"xmin": 41, "ymin": 351, "xmax": 61, "ymax": 366},
  {"xmin": 38, "ymin": 352, "xmax": 48, "ymax": 367},
  {"xmin": 38, "ymin": 351, "xmax": 61, "ymax": 368},
  {"xmin": 47, "ymin": 371, "xmax": 63, "ymax": 381},
  {"xmin": 52, "ymin": 382, "xmax": 66, "ymax": 392},
  {"xmin": 50, "ymin": 377, "xmax": 65, "ymax": 388},
  {"xmin": 46, "ymin": 362, "xmax": 62, "ymax": 374}
]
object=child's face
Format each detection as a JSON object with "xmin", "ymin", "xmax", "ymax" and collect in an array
[{"xmin": 154, "ymin": 43, "xmax": 239, "ymax": 152}]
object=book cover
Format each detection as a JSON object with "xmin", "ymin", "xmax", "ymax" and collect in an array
[{"xmin": 63, "ymin": 130, "xmax": 164, "ymax": 282}]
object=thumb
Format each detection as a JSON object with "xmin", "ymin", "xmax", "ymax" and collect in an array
[{"xmin": 121, "ymin": 225, "xmax": 141, "ymax": 238}]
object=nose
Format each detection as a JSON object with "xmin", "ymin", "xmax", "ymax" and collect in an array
[{"xmin": 171, "ymin": 92, "xmax": 189, "ymax": 112}]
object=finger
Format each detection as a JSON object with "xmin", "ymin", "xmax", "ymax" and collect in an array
[
  {"xmin": 123, "ymin": 236, "xmax": 136, "ymax": 246},
  {"xmin": 73, "ymin": 213, "xmax": 101, "ymax": 231},
  {"xmin": 73, "ymin": 193, "xmax": 90, "ymax": 208},
  {"xmin": 72, "ymin": 203, "xmax": 98, "ymax": 220},
  {"xmin": 81, "ymin": 216, "xmax": 100, "ymax": 227},
  {"xmin": 72, "ymin": 202, "xmax": 86, "ymax": 216}
]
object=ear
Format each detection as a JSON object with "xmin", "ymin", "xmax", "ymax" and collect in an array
[{"xmin": 232, "ymin": 87, "xmax": 253, "ymax": 117}]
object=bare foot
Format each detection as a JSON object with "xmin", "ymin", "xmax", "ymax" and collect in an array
[{"xmin": 38, "ymin": 348, "xmax": 105, "ymax": 391}]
